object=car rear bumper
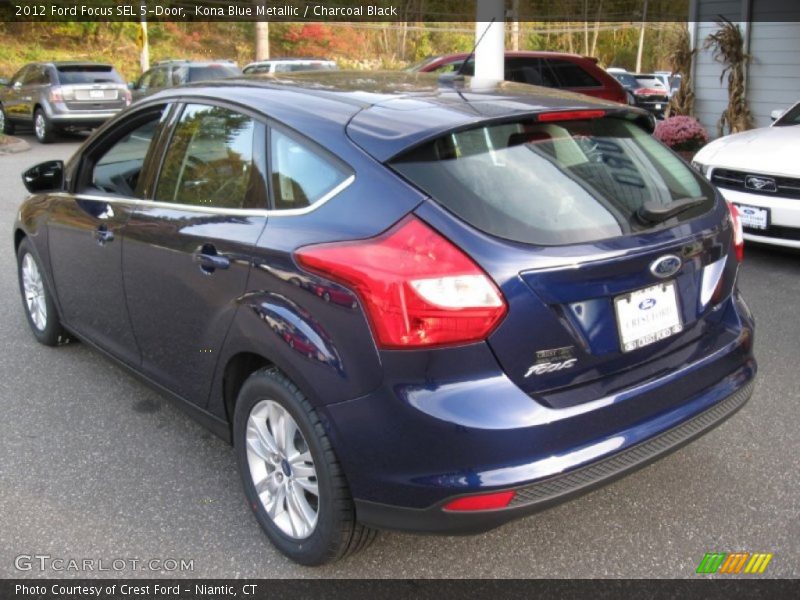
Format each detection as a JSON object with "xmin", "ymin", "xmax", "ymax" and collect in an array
[
  {"xmin": 354, "ymin": 377, "xmax": 754, "ymax": 534},
  {"xmin": 323, "ymin": 294, "xmax": 756, "ymax": 534},
  {"xmin": 45, "ymin": 103, "xmax": 121, "ymax": 126},
  {"xmin": 717, "ymin": 187, "xmax": 800, "ymax": 248}
]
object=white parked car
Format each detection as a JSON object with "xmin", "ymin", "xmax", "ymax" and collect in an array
[
  {"xmin": 692, "ymin": 101, "xmax": 800, "ymax": 249},
  {"xmin": 242, "ymin": 58, "xmax": 337, "ymax": 75}
]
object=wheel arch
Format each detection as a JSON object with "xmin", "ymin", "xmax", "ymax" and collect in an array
[
  {"xmin": 14, "ymin": 228, "xmax": 27, "ymax": 253},
  {"xmin": 222, "ymin": 351, "xmax": 274, "ymax": 436}
]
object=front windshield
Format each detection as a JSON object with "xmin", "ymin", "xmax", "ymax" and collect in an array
[{"xmin": 774, "ymin": 103, "xmax": 800, "ymax": 126}]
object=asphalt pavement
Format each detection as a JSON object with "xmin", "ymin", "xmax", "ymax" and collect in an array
[{"xmin": 1, "ymin": 133, "xmax": 797, "ymax": 578}]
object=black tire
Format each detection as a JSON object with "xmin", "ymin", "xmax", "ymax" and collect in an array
[
  {"xmin": 0, "ymin": 104, "xmax": 15, "ymax": 134},
  {"xmin": 17, "ymin": 238, "xmax": 68, "ymax": 346},
  {"xmin": 33, "ymin": 108, "xmax": 55, "ymax": 144},
  {"xmin": 233, "ymin": 367, "xmax": 376, "ymax": 565}
]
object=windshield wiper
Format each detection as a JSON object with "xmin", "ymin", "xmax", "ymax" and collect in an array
[{"xmin": 637, "ymin": 196, "xmax": 706, "ymax": 224}]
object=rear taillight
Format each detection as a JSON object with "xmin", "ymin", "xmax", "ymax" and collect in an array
[
  {"xmin": 727, "ymin": 201, "xmax": 744, "ymax": 262},
  {"xmin": 48, "ymin": 86, "xmax": 74, "ymax": 103},
  {"xmin": 295, "ymin": 216, "xmax": 507, "ymax": 349},
  {"xmin": 123, "ymin": 88, "xmax": 132, "ymax": 106}
]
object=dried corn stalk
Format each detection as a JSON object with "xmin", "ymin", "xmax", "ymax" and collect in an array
[
  {"xmin": 704, "ymin": 17, "xmax": 754, "ymax": 136},
  {"xmin": 665, "ymin": 25, "xmax": 695, "ymax": 118}
]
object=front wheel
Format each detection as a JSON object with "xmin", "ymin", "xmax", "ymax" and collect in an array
[
  {"xmin": 33, "ymin": 108, "xmax": 55, "ymax": 143},
  {"xmin": 233, "ymin": 368, "xmax": 376, "ymax": 565},
  {"xmin": 17, "ymin": 238, "xmax": 67, "ymax": 346}
]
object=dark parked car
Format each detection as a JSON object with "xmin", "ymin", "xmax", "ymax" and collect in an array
[
  {"xmin": 609, "ymin": 70, "xmax": 670, "ymax": 117},
  {"xmin": 0, "ymin": 61, "xmax": 130, "ymax": 143},
  {"xmin": 412, "ymin": 51, "xmax": 627, "ymax": 104},
  {"xmin": 130, "ymin": 60, "xmax": 241, "ymax": 101},
  {"xmin": 14, "ymin": 72, "xmax": 755, "ymax": 565}
]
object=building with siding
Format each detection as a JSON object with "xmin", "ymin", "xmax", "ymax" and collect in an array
[{"xmin": 690, "ymin": 0, "xmax": 800, "ymax": 135}]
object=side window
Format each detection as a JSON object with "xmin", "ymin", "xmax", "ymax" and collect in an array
[
  {"xmin": 505, "ymin": 58, "xmax": 548, "ymax": 86},
  {"xmin": 270, "ymin": 128, "xmax": 350, "ymax": 210},
  {"xmin": 20, "ymin": 66, "xmax": 41, "ymax": 86},
  {"xmin": 89, "ymin": 107, "xmax": 167, "ymax": 197},
  {"xmin": 171, "ymin": 66, "xmax": 187, "ymax": 85},
  {"xmin": 9, "ymin": 66, "xmax": 28, "ymax": 87},
  {"xmin": 26, "ymin": 66, "xmax": 49, "ymax": 85},
  {"xmin": 137, "ymin": 71, "xmax": 152, "ymax": 90},
  {"xmin": 149, "ymin": 68, "xmax": 168, "ymax": 89},
  {"xmin": 546, "ymin": 59, "xmax": 601, "ymax": 88},
  {"xmin": 155, "ymin": 104, "xmax": 257, "ymax": 209}
]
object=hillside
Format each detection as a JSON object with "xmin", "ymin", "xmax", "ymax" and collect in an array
[{"xmin": 0, "ymin": 21, "xmax": 680, "ymax": 82}]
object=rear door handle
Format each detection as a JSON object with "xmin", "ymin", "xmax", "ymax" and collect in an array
[
  {"xmin": 94, "ymin": 226, "xmax": 114, "ymax": 245},
  {"xmin": 193, "ymin": 245, "xmax": 230, "ymax": 273}
]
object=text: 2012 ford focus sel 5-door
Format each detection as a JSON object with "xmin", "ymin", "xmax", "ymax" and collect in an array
[{"xmin": 14, "ymin": 72, "xmax": 756, "ymax": 565}]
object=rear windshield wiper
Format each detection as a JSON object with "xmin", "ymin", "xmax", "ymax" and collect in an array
[{"xmin": 637, "ymin": 196, "xmax": 706, "ymax": 224}]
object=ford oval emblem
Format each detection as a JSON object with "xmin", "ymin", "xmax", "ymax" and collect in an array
[
  {"xmin": 650, "ymin": 254, "xmax": 681, "ymax": 279},
  {"xmin": 639, "ymin": 298, "xmax": 657, "ymax": 310}
]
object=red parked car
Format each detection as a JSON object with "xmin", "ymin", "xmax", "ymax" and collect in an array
[{"xmin": 412, "ymin": 51, "xmax": 627, "ymax": 104}]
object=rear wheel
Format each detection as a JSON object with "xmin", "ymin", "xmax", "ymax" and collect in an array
[
  {"xmin": 33, "ymin": 108, "xmax": 55, "ymax": 144},
  {"xmin": 17, "ymin": 238, "xmax": 67, "ymax": 346},
  {"xmin": 233, "ymin": 368, "xmax": 376, "ymax": 565},
  {"xmin": 0, "ymin": 104, "xmax": 15, "ymax": 134}
]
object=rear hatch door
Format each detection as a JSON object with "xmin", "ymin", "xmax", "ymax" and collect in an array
[{"xmin": 390, "ymin": 111, "xmax": 739, "ymax": 406}]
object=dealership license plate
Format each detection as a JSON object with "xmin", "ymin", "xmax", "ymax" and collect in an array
[
  {"xmin": 734, "ymin": 203, "xmax": 769, "ymax": 230},
  {"xmin": 614, "ymin": 282, "xmax": 683, "ymax": 353}
]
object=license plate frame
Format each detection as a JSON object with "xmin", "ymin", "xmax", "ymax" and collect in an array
[
  {"xmin": 614, "ymin": 282, "xmax": 683, "ymax": 353},
  {"xmin": 734, "ymin": 203, "xmax": 770, "ymax": 230}
]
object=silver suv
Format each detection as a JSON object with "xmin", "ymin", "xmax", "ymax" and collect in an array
[{"xmin": 0, "ymin": 62, "xmax": 130, "ymax": 143}]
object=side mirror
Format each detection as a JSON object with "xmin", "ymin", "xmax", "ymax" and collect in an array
[
  {"xmin": 22, "ymin": 160, "xmax": 64, "ymax": 193},
  {"xmin": 770, "ymin": 108, "xmax": 784, "ymax": 122}
]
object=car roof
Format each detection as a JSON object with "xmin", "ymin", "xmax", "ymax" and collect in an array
[
  {"xmin": 45, "ymin": 61, "xmax": 115, "ymax": 68},
  {"xmin": 147, "ymin": 71, "xmax": 646, "ymax": 162},
  {"xmin": 431, "ymin": 50, "xmax": 597, "ymax": 62},
  {"xmin": 154, "ymin": 60, "xmax": 238, "ymax": 67}
]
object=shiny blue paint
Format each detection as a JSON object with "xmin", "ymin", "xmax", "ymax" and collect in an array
[{"xmin": 14, "ymin": 74, "xmax": 757, "ymax": 533}]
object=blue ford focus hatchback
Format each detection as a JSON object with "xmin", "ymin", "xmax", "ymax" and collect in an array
[{"xmin": 14, "ymin": 72, "xmax": 756, "ymax": 565}]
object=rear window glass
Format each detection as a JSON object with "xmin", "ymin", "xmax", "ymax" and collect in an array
[
  {"xmin": 634, "ymin": 77, "xmax": 666, "ymax": 89},
  {"xmin": 391, "ymin": 117, "xmax": 715, "ymax": 246},
  {"xmin": 613, "ymin": 72, "xmax": 638, "ymax": 87},
  {"xmin": 187, "ymin": 65, "xmax": 241, "ymax": 82},
  {"xmin": 56, "ymin": 66, "xmax": 122, "ymax": 84}
]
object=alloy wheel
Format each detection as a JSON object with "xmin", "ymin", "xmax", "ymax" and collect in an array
[
  {"xmin": 34, "ymin": 113, "xmax": 46, "ymax": 141},
  {"xmin": 21, "ymin": 253, "xmax": 48, "ymax": 331},
  {"xmin": 245, "ymin": 399, "xmax": 319, "ymax": 539}
]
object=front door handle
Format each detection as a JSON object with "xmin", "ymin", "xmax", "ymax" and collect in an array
[
  {"xmin": 94, "ymin": 226, "xmax": 114, "ymax": 245},
  {"xmin": 193, "ymin": 245, "xmax": 230, "ymax": 274}
]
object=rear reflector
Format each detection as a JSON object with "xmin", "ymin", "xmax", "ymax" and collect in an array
[
  {"xmin": 443, "ymin": 491, "xmax": 516, "ymax": 512},
  {"xmin": 295, "ymin": 215, "xmax": 507, "ymax": 349},
  {"xmin": 537, "ymin": 110, "xmax": 606, "ymax": 122}
]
